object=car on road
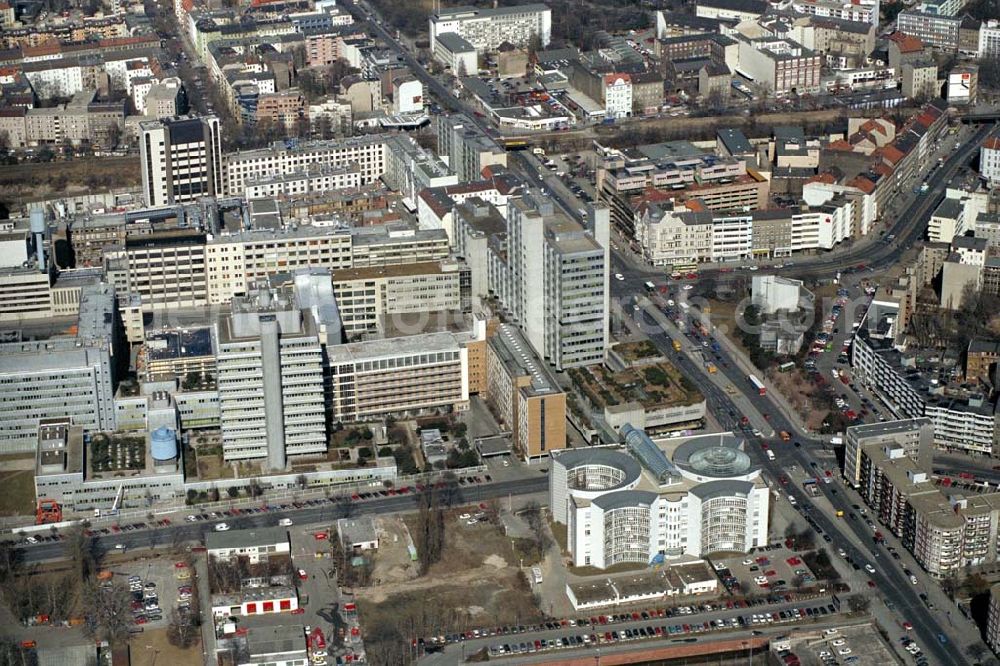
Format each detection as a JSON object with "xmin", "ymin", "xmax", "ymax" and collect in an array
[
  {"xmin": 214, "ymin": 523, "xmax": 230, "ymax": 531},
  {"xmin": 278, "ymin": 518, "xmax": 293, "ymax": 526},
  {"xmin": 614, "ymin": 273, "xmax": 624, "ymax": 281}
]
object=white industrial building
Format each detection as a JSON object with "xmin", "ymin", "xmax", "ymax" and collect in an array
[
  {"xmin": 752, "ymin": 274, "xmax": 811, "ymax": 314},
  {"xmin": 216, "ymin": 272, "xmax": 339, "ymax": 469},
  {"xmin": 429, "ymin": 4, "xmax": 552, "ymax": 54},
  {"xmin": 550, "ymin": 426, "xmax": 770, "ymax": 569},
  {"xmin": 489, "ymin": 191, "xmax": 610, "ymax": 370},
  {"xmin": 432, "ymin": 32, "xmax": 478, "ymax": 75},
  {"xmin": 0, "ymin": 282, "xmax": 119, "ymax": 453}
]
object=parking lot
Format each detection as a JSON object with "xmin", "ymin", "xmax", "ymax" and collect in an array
[
  {"xmin": 421, "ymin": 595, "xmax": 847, "ymax": 660},
  {"xmin": 107, "ymin": 553, "xmax": 193, "ymax": 631},
  {"xmin": 713, "ymin": 546, "xmax": 819, "ymax": 595},
  {"xmin": 774, "ymin": 623, "xmax": 903, "ymax": 666}
]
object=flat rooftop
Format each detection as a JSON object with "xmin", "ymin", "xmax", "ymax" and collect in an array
[
  {"xmin": 330, "ymin": 260, "xmax": 454, "ymax": 282},
  {"xmin": 490, "ymin": 324, "xmax": 561, "ymax": 397},
  {"xmin": 145, "ymin": 327, "xmax": 214, "ymax": 361},
  {"xmin": 245, "ymin": 625, "xmax": 306, "ymax": 659},
  {"xmin": 206, "ymin": 526, "xmax": 290, "ymax": 551},
  {"xmin": 848, "ymin": 418, "xmax": 932, "ymax": 440}
]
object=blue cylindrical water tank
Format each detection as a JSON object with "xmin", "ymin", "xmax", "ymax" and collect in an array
[{"xmin": 151, "ymin": 427, "xmax": 178, "ymax": 461}]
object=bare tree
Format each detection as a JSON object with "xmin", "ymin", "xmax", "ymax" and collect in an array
[
  {"xmin": 167, "ymin": 607, "xmax": 199, "ymax": 648},
  {"xmin": 65, "ymin": 524, "xmax": 100, "ymax": 583},
  {"xmin": 81, "ymin": 579, "xmax": 133, "ymax": 643}
]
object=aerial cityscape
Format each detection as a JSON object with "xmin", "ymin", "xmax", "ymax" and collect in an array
[{"xmin": 1, "ymin": 0, "xmax": 1000, "ymax": 664}]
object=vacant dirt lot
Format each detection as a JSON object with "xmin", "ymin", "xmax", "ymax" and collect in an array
[
  {"xmin": 129, "ymin": 627, "xmax": 201, "ymax": 666},
  {"xmin": 357, "ymin": 513, "xmax": 544, "ymax": 665},
  {"xmin": 0, "ymin": 156, "xmax": 140, "ymax": 204},
  {"xmin": 768, "ymin": 369, "xmax": 830, "ymax": 431}
]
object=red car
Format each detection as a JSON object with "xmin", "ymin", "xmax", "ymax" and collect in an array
[
  {"xmin": 902, "ymin": 621, "xmax": 913, "ymax": 631},
  {"xmin": 314, "ymin": 532, "xmax": 328, "ymax": 540},
  {"xmin": 174, "ymin": 561, "xmax": 187, "ymax": 569},
  {"xmin": 291, "ymin": 608, "xmax": 305, "ymax": 615},
  {"xmin": 868, "ymin": 580, "xmax": 876, "ymax": 588},
  {"xmin": 297, "ymin": 569, "xmax": 308, "ymax": 580}
]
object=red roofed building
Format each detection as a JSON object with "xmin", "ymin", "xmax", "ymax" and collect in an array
[{"xmin": 887, "ymin": 32, "xmax": 926, "ymax": 73}]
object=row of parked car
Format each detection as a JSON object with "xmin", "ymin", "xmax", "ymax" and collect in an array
[
  {"xmin": 418, "ymin": 594, "xmax": 838, "ymax": 650},
  {"xmin": 484, "ymin": 602, "xmax": 840, "ymax": 659}
]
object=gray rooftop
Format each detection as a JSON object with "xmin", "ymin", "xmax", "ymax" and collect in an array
[
  {"xmin": 205, "ymin": 526, "xmax": 289, "ymax": 551},
  {"xmin": 847, "ymin": 418, "xmax": 933, "ymax": 440},
  {"xmin": 325, "ymin": 330, "xmax": 464, "ymax": 364},
  {"xmin": 489, "ymin": 324, "xmax": 561, "ymax": 397},
  {"xmin": 592, "ymin": 489, "xmax": 659, "ymax": 511},
  {"xmin": 553, "ymin": 448, "xmax": 643, "ymax": 490},
  {"xmin": 434, "ymin": 4, "xmax": 550, "ymax": 19},
  {"xmin": 689, "ymin": 479, "xmax": 755, "ymax": 501},
  {"xmin": 337, "ymin": 516, "xmax": 378, "ymax": 546},
  {"xmin": 436, "ymin": 32, "xmax": 476, "ymax": 53},
  {"xmin": 246, "ymin": 624, "xmax": 307, "ymax": 658}
]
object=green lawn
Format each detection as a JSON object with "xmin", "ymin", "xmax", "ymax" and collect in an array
[{"xmin": 0, "ymin": 470, "xmax": 37, "ymax": 516}]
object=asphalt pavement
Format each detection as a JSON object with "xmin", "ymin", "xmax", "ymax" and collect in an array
[{"xmin": 13, "ymin": 477, "xmax": 550, "ymax": 564}]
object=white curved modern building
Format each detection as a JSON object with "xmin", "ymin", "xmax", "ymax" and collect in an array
[{"xmin": 550, "ymin": 426, "xmax": 770, "ymax": 569}]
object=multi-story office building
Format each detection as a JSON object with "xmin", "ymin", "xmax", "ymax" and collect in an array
[
  {"xmin": 331, "ymin": 260, "xmax": 469, "ymax": 338},
  {"xmin": 33, "ymin": 417, "xmax": 185, "ymax": 512},
  {"xmin": 485, "ymin": 324, "xmax": 567, "ymax": 461},
  {"xmin": 215, "ymin": 274, "xmax": 334, "ymax": 468},
  {"xmin": 109, "ymin": 219, "xmax": 449, "ymax": 312},
  {"xmin": 0, "ymin": 283, "xmax": 119, "ymax": 453},
  {"xmin": 434, "ymin": 114, "xmax": 507, "ymax": 183},
  {"xmin": 382, "ymin": 134, "xmax": 458, "ymax": 204},
  {"xmin": 735, "ymin": 37, "xmax": 822, "ymax": 96},
  {"xmin": 429, "ymin": 4, "xmax": 552, "ymax": 54},
  {"xmin": 788, "ymin": 0, "xmax": 879, "ymax": 25},
  {"xmin": 432, "ymin": 32, "xmax": 478, "ymax": 74},
  {"xmin": 844, "ymin": 418, "xmax": 933, "ymax": 487},
  {"xmin": 897, "ymin": 10, "xmax": 962, "ymax": 51},
  {"xmin": 491, "ymin": 192, "xmax": 609, "ymax": 370},
  {"xmin": 243, "ymin": 164, "xmax": 363, "ymax": 200},
  {"xmin": 595, "ymin": 142, "xmax": 769, "ymax": 235},
  {"xmin": 139, "ymin": 115, "xmax": 223, "ymax": 207},
  {"xmin": 453, "ymin": 198, "xmax": 507, "ymax": 302},
  {"xmin": 325, "ymin": 316, "xmax": 486, "ymax": 423},
  {"xmin": 224, "ymin": 135, "xmax": 387, "ymax": 196},
  {"xmin": 105, "ymin": 231, "xmax": 208, "ymax": 311},
  {"xmin": 550, "ymin": 427, "xmax": 770, "ymax": 569},
  {"xmin": 980, "ymin": 20, "xmax": 1000, "ymax": 58}
]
